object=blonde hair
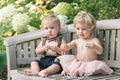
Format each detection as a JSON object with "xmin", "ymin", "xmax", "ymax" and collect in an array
[
  {"xmin": 73, "ymin": 11, "xmax": 96, "ymax": 33},
  {"xmin": 41, "ymin": 14, "xmax": 61, "ymax": 28}
]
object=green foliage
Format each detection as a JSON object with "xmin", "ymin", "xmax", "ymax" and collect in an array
[
  {"xmin": 0, "ymin": 50, "xmax": 6, "ymax": 75},
  {"xmin": 0, "ymin": 0, "xmax": 8, "ymax": 8},
  {"xmin": 72, "ymin": 0, "xmax": 120, "ymax": 20},
  {"xmin": 53, "ymin": 0, "xmax": 73, "ymax": 4},
  {"xmin": 29, "ymin": 13, "xmax": 41, "ymax": 29},
  {"xmin": 115, "ymin": 68, "xmax": 120, "ymax": 73}
]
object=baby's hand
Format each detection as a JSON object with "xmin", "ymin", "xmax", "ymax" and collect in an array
[
  {"xmin": 60, "ymin": 43, "xmax": 68, "ymax": 54},
  {"xmin": 50, "ymin": 46, "xmax": 58, "ymax": 52},
  {"xmin": 43, "ymin": 45, "xmax": 50, "ymax": 51},
  {"xmin": 85, "ymin": 43, "xmax": 94, "ymax": 48},
  {"xmin": 61, "ymin": 43, "xmax": 67, "ymax": 50}
]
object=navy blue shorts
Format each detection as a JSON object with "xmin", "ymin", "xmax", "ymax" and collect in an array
[{"xmin": 35, "ymin": 56, "xmax": 62, "ymax": 73}]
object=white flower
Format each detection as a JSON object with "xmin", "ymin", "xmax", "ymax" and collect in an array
[
  {"xmin": 29, "ymin": 5, "xmax": 39, "ymax": 11},
  {"xmin": 57, "ymin": 15, "xmax": 68, "ymax": 27},
  {"xmin": 0, "ymin": 5, "xmax": 16, "ymax": 24},
  {"xmin": 25, "ymin": 4, "xmax": 38, "ymax": 11},
  {"xmin": 28, "ymin": 25, "xmax": 39, "ymax": 32},
  {"xmin": 25, "ymin": 3, "xmax": 31, "ymax": 8},
  {"xmin": 12, "ymin": 13, "xmax": 30, "ymax": 33}
]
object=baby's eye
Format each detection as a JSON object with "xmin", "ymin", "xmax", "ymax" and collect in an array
[
  {"xmin": 50, "ymin": 27, "xmax": 54, "ymax": 29},
  {"xmin": 76, "ymin": 27, "xmax": 80, "ymax": 30},
  {"xmin": 82, "ymin": 28, "xmax": 87, "ymax": 30},
  {"xmin": 44, "ymin": 27, "xmax": 48, "ymax": 30}
]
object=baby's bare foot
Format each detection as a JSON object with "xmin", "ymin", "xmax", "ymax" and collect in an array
[
  {"xmin": 73, "ymin": 70, "xmax": 79, "ymax": 77},
  {"xmin": 24, "ymin": 69, "xmax": 32, "ymax": 75},
  {"xmin": 61, "ymin": 71, "xmax": 66, "ymax": 76},
  {"xmin": 38, "ymin": 70, "xmax": 48, "ymax": 78},
  {"xmin": 24, "ymin": 69, "xmax": 38, "ymax": 76}
]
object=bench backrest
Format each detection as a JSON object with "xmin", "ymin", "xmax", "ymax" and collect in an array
[{"xmin": 4, "ymin": 19, "xmax": 120, "ymax": 70}]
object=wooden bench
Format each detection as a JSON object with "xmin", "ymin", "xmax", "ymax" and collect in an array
[{"xmin": 4, "ymin": 19, "xmax": 120, "ymax": 80}]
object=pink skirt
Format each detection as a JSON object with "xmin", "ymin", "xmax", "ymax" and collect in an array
[{"xmin": 59, "ymin": 55, "xmax": 113, "ymax": 76}]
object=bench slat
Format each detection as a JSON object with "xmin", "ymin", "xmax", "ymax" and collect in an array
[
  {"xmin": 98, "ymin": 30, "xmax": 104, "ymax": 44},
  {"xmin": 110, "ymin": 30, "xmax": 116, "ymax": 60},
  {"xmin": 17, "ymin": 57, "xmax": 40, "ymax": 64},
  {"xmin": 30, "ymin": 41, "xmax": 35, "ymax": 57},
  {"xmin": 105, "ymin": 60, "xmax": 120, "ymax": 68},
  {"xmin": 104, "ymin": 30, "xmax": 110, "ymax": 60},
  {"xmin": 17, "ymin": 44, "xmax": 22, "ymax": 58},
  {"xmin": 116, "ymin": 30, "xmax": 120, "ymax": 61},
  {"xmin": 97, "ymin": 19, "xmax": 120, "ymax": 29},
  {"xmin": 10, "ymin": 69, "xmax": 120, "ymax": 80},
  {"xmin": 23, "ymin": 42, "xmax": 29, "ymax": 58}
]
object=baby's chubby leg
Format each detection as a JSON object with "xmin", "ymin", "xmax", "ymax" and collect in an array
[{"xmin": 24, "ymin": 61, "xmax": 40, "ymax": 76}]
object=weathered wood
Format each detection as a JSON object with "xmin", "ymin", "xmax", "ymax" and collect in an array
[
  {"xmin": 116, "ymin": 30, "xmax": 120, "ymax": 61},
  {"xmin": 10, "ymin": 69, "xmax": 120, "ymax": 80},
  {"xmin": 4, "ymin": 19, "xmax": 120, "ymax": 80},
  {"xmin": 110, "ymin": 30, "xmax": 116, "ymax": 60},
  {"xmin": 96, "ymin": 19, "xmax": 120, "ymax": 29},
  {"xmin": 30, "ymin": 41, "xmax": 35, "ymax": 57},
  {"xmin": 17, "ymin": 44, "xmax": 22, "ymax": 58},
  {"xmin": 17, "ymin": 57, "xmax": 40, "ymax": 65},
  {"xmin": 104, "ymin": 30, "xmax": 110, "ymax": 60},
  {"xmin": 5, "ymin": 45, "xmax": 16, "ymax": 80}
]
